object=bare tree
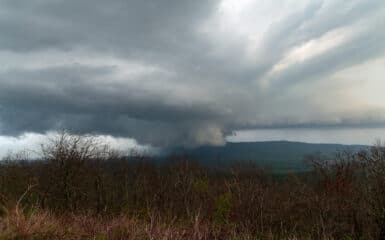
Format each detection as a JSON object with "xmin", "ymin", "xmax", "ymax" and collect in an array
[{"xmin": 40, "ymin": 130, "xmax": 114, "ymax": 211}]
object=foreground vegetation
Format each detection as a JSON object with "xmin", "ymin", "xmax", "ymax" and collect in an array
[{"xmin": 1, "ymin": 132, "xmax": 385, "ymax": 239}]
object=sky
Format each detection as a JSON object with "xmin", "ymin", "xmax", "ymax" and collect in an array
[{"xmin": 1, "ymin": 0, "xmax": 385, "ymax": 157}]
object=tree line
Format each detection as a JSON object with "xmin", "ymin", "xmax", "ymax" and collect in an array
[{"xmin": 1, "ymin": 132, "xmax": 385, "ymax": 239}]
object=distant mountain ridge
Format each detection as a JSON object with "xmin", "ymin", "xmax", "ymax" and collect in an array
[{"xmin": 163, "ymin": 141, "xmax": 368, "ymax": 173}]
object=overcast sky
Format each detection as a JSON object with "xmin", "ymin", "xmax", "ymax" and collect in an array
[{"xmin": 1, "ymin": 0, "xmax": 385, "ymax": 157}]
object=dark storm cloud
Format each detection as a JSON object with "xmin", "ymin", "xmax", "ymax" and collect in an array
[
  {"xmin": 0, "ymin": 64, "xmax": 229, "ymax": 145},
  {"xmin": 0, "ymin": 0, "xmax": 213, "ymax": 49},
  {"xmin": 0, "ymin": 0, "xmax": 385, "ymax": 146}
]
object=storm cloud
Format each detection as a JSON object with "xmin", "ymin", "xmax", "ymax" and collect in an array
[{"xmin": 1, "ymin": 0, "xmax": 385, "ymax": 147}]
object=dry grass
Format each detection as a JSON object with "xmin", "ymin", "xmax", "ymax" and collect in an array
[
  {"xmin": 0, "ymin": 207, "xmax": 339, "ymax": 240},
  {"xmin": 0, "ymin": 207, "xmax": 236, "ymax": 240}
]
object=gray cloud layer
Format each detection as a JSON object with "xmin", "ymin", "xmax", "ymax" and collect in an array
[{"xmin": 1, "ymin": 0, "xmax": 385, "ymax": 146}]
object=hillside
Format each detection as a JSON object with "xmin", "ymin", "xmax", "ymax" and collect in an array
[{"xmin": 164, "ymin": 141, "xmax": 368, "ymax": 172}]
